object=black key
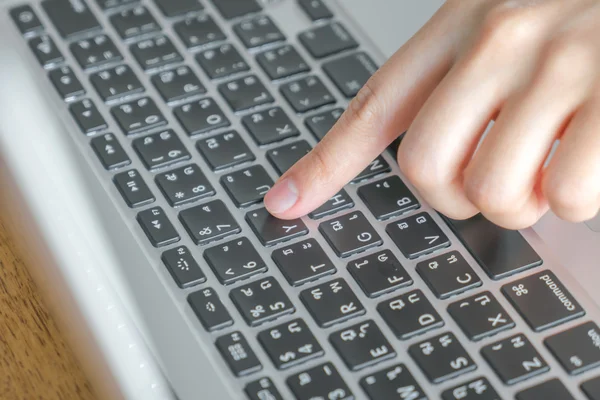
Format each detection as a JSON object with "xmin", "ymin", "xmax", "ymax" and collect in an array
[
  {"xmin": 417, "ymin": 251, "xmax": 482, "ymax": 299},
  {"xmin": 481, "ymin": 334, "xmax": 549, "ymax": 385},
  {"xmin": 258, "ymin": 319, "xmax": 323, "ymax": 370},
  {"xmin": 197, "ymin": 131, "xmax": 255, "ymax": 171},
  {"xmin": 386, "ymin": 212, "xmax": 451, "ymax": 259},
  {"xmin": 242, "ymin": 107, "xmax": 300, "ymax": 146},
  {"xmin": 256, "ymin": 45, "xmax": 310, "ymax": 80},
  {"xmin": 132, "ymin": 129, "xmax": 191, "ymax": 170},
  {"xmin": 161, "ymin": 245, "xmax": 206, "ymax": 288},
  {"xmin": 330, "ymin": 320, "xmax": 395, "ymax": 371},
  {"xmin": 204, "ymin": 237, "xmax": 267, "ymax": 285},
  {"xmin": 445, "ymin": 214, "xmax": 543, "ymax": 280},
  {"xmin": 501, "ymin": 270, "xmax": 585, "ymax": 332},
  {"xmin": 582, "ymin": 376, "xmax": 600, "ymax": 400},
  {"xmin": 90, "ymin": 65, "xmax": 144, "ymax": 102},
  {"xmin": 154, "ymin": 0, "xmax": 203, "ymax": 17},
  {"xmin": 245, "ymin": 378, "xmax": 283, "ymax": 400},
  {"xmin": 308, "ymin": 190, "xmax": 354, "ymax": 219},
  {"xmin": 70, "ymin": 35, "xmax": 122, "ymax": 70},
  {"xmin": 130, "ymin": 36, "xmax": 183, "ymax": 71},
  {"xmin": 545, "ymin": 321, "xmax": 600, "ymax": 375},
  {"xmin": 299, "ymin": 278, "xmax": 365, "ymax": 327},
  {"xmin": 155, "ymin": 164, "xmax": 215, "ymax": 206},
  {"xmin": 516, "ymin": 379, "xmax": 575, "ymax": 400},
  {"xmin": 298, "ymin": 0, "xmax": 333, "ymax": 21},
  {"xmin": 10, "ymin": 5, "xmax": 44, "ymax": 36},
  {"xmin": 151, "ymin": 66, "xmax": 206, "ymax": 103},
  {"xmin": 211, "ymin": 0, "xmax": 262, "ymax": 20},
  {"xmin": 70, "ymin": 99, "xmax": 108, "ymax": 134},
  {"xmin": 287, "ymin": 363, "xmax": 353, "ymax": 400},
  {"xmin": 409, "ymin": 332, "xmax": 476, "ymax": 384},
  {"xmin": 42, "ymin": 0, "xmax": 100, "ymax": 39},
  {"xmin": 110, "ymin": 6, "xmax": 161, "ymax": 40},
  {"xmin": 299, "ymin": 22, "xmax": 358, "ymax": 59},
  {"xmin": 323, "ymin": 52, "xmax": 377, "ymax": 98},
  {"xmin": 196, "ymin": 43, "xmax": 250, "ymax": 79},
  {"xmin": 179, "ymin": 200, "xmax": 240, "ymax": 245},
  {"xmin": 361, "ymin": 364, "xmax": 427, "ymax": 400},
  {"xmin": 174, "ymin": 14, "xmax": 226, "ymax": 49},
  {"xmin": 348, "ymin": 250, "xmax": 412, "ymax": 298},
  {"xmin": 442, "ymin": 377, "xmax": 501, "ymax": 400},
  {"xmin": 377, "ymin": 289, "xmax": 444, "ymax": 340},
  {"xmin": 246, "ymin": 208, "xmax": 308, "ymax": 246},
  {"xmin": 91, "ymin": 133, "xmax": 131, "ymax": 170},
  {"xmin": 319, "ymin": 211, "xmax": 382, "ymax": 258},
  {"xmin": 218, "ymin": 75, "xmax": 274, "ymax": 112},
  {"xmin": 29, "ymin": 35, "xmax": 64, "ymax": 68},
  {"xmin": 358, "ymin": 176, "xmax": 419, "ymax": 220},
  {"xmin": 234, "ymin": 15, "xmax": 285, "ymax": 48},
  {"xmin": 351, "ymin": 156, "xmax": 391, "ymax": 183},
  {"xmin": 49, "ymin": 66, "xmax": 86, "ymax": 100},
  {"xmin": 272, "ymin": 239, "xmax": 336, "ymax": 286},
  {"xmin": 267, "ymin": 141, "xmax": 311, "ymax": 175},
  {"xmin": 174, "ymin": 98, "xmax": 230, "ymax": 136},
  {"xmin": 137, "ymin": 206, "xmax": 180, "ymax": 247},
  {"xmin": 281, "ymin": 75, "xmax": 335, "ymax": 113},
  {"xmin": 114, "ymin": 169, "xmax": 155, "ymax": 207},
  {"xmin": 215, "ymin": 331, "xmax": 262, "ymax": 377},
  {"xmin": 221, "ymin": 165, "xmax": 273, "ymax": 208},
  {"xmin": 112, "ymin": 97, "xmax": 167, "ymax": 135},
  {"xmin": 96, "ymin": 0, "xmax": 137, "ymax": 10},
  {"xmin": 305, "ymin": 108, "xmax": 343, "ymax": 141},
  {"xmin": 188, "ymin": 287, "xmax": 233, "ymax": 331},
  {"xmin": 230, "ymin": 277, "xmax": 295, "ymax": 326},
  {"xmin": 447, "ymin": 291, "xmax": 515, "ymax": 341}
]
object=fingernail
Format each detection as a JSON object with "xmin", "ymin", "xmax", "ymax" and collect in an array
[{"xmin": 265, "ymin": 178, "xmax": 298, "ymax": 214}]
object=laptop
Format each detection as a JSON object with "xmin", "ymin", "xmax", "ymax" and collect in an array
[{"xmin": 1, "ymin": 0, "xmax": 599, "ymax": 399}]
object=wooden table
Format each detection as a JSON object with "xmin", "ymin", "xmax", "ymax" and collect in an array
[{"xmin": 0, "ymin": 218, "xmax": 96, "ymax": 400}]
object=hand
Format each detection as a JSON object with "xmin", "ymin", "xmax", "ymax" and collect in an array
[{"xmin": 264, "ymin": 0, "xmax": 600, "ymax": 229}]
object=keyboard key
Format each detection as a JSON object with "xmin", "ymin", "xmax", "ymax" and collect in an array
[
  {"xmin": 211, "ymin": 0, "xmax": 262, "ymax": 20},
  {"xmin": 112, "ymin": 97, "xmax": 167, "ymax": 135},
  {"xmin": 300, "ymin": 278, "xmax": 365, "ymax": 327},
  {"xmin": 417, "ymin": 251, "xmax": 482, "ymax": 299},
  {"xmin": 243, "ymin": 107, "xmax": 300, "ymax": 146},
  {"xmin": 361, "ymin": 364, "xmax": 427, "ymax": 400},
  {"xmin": 409, "ymin": 332, "xmax": 476, "ymax": 384},
  {"xmin": 545, "ymin": 321, "xmax": 600, "ymax": 375},
  {"xmin": 516, "ymin": 379, "xmax": 575, "ymax": 400},
  {"xmin": 446, "ymin": 213, "xmax": 543, "ymax": 279},
  {"xmin": 308, "ymin": 190, "xmax": 354, "ymax": 219},
  {"xmin": 246, "ymin": 208, "xmax": 308, "ymax": 246},
  {"xmin": 230, "ymin": 277, "xmax": 295, "ymax": 326},
  {"xmin": 174, "ymin": 98, "xmax": 230, "ymax": 136},
  {"xmin": 188, "ymin": 287, "xmax": 233, "ymax": 331},
  {"xmin": 155, "ymin": 164, "xmax": 215, "ymax": 206},
  {"xmin": 174, "ymin": 14, "xmax": 226, "ymax": 49},
  {"xmin": 256, "ymin": 45, "xmax": 310, "ymax": 80},
  {"xmin": 221, "ymin": 165, "xmax": 273, "ymax": 207},
  {"xmin": 42, "ymin": 0, "xmax": 101, "ymax": 39},
  {"xmin": 161, "ymin": 245, "xmax": 206, "ymax": 288},
  {"xmin": 358, "ymin": 176, "xmax": 419, "ymax": 220},
  {"xmin": 502, "ymin": 270, "xmax": 585, "ymax": 332},
  {"xmin": 132, "ymin": 129, "xmax": 191, "ymax": 170},
  {"xmin": 319, "ymin": 211, "xmax": 382, "ymax": 258},
  {"xmin": 281, "ymin": 75, "xmax": 335, "ymax": 113},
  {"xmin": 179, "ymin": 200, "xmax": 240, "ymax": 245},
  {"xmin": 49, "ymin": 66, "xmax": 86, "ymax": 100},
  {"xmin": 91, "ymin": 65, "xmax": 144, "ymax": 102},
  {"xmin": 287, "ymin": 363, "xmax": 352, "ymax": 400},
  {"xmin": 218, "ymin": 75, "xmax": 273, "ymax": 112},
  {"xmin": 114, "ymin": 169, "xmax": 155, "ymax": 208},
  {"xmin": 258, "ymin": 319, "xmax": 323, "ymax": 370},
  {"xmin": 96, "ymin": 0, "xmax": 137, "ymax": 9},
  {"xmin": 352, "ymin": 155, "xmax": 391, "ymax": 183},
  {"xmin": 386, "ymin": 212, "xmax": 450, "ymax": 259},
  {"xmin": 267, "ymin": 141, "xmax": 311, "ymax": 175},
  {"xmin": 481, "ymin": 334, "xmax": 549, "ymax": 385},
  {"xmin": 272, "ymin": 239, "xmax": 336, "ymax": 286},
  {"xmin": 305, "ymin": 108, "xmax": 343, "ymax": 141},
  {"xmin": 330, "ymin": 320, "xmax": 395, "ymax": 371},
  {"xmin": 447, "ymin": 291, "xmax": 515, "ymax": 341},
  {"xmin": 377, "ymin": 289, "xmax": 443, "ymax": 340},
  {"xmin": 196, "ymin": 43, "xmax": 250, "ymax": 79},
  {"xmin": 323, "ymin": 52, "xmax": 377, "ymax": 98},
  {"xmin": 10, "ymin": 5, "xmax": 44, "ymax": 36},
  {"xmin": 91, "ymin": 133, "xmax": 131, "ymax": 170},
  {"xmin": 234, "ymin": 15, "xmax": 285, "ymax": 48},
  {"xmin": 110, "ymin": 6, "xmax": 161, "ymax": 40},
  {"xmin": 245, "ymin": 378, "xmax": 283, "ymax": 400},
  {"xmin": 581, "ymin": 376, "xmax": 600, "ymax": 400},
  {"xmin": 441, "ymin": 377, "xmax": 500, "ymax": 400},
  {"xmin": 70, "ymin": 99, "xmax": 108, "ymax": 134},
  {"xmin": 196, "ymin": 131, "xmax": 255, "ymax": 171},
  {"xmin": 154, "ymin": 0, "xmax": 203, "ymax": 17},
  {"xmin": 204, "ymin": 237, "xmax": 267, "ymax": 285},
  {"xmin": 137, "ymin": 206, "xmax": 180, "ymax": 247},
  {"xmin": 71, "ymin": 35, "xmax": 122, "ymax": 70},
  {"xmin": 29, "ymin": 35, "xmax": 64, "ymax": 68},
  {"xmin": 131, "ymin": 35, "xmax": 183, "ymax": 71},
  {"xmin": 299, "ymin": 22, "xmax": 358, "ymax": 59},
  {"xmin": 215, "ymin": 331, "xmax": 262, "ymax": 377},
  {"xmin": 151, "ymin": 66, "xmax": 206, "ymax": 103},
  {"xmin": 348, "ymin": 250, "xmax": 412, "ymax": 298}
]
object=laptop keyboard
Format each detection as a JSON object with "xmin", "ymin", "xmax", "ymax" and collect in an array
[{"xmin": 8, "ymin": 1, "xmax": 600, "ymax": 399}]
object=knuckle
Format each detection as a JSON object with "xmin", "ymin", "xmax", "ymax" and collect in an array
[
  {"xmin": 397, "ymin": 148, "xmax": 437, "ymax": 191},
  {"xmin": 474, "ymin": 4, "xmax": 537, "ymax": 55},
  {"xmin": 463, "ymin": 176, "xmax": 515, "ymax": 215},
  {"xmin": 543, "ymin": 173, "xmax": 597, "ymax": 220},
  {"xmin": 540, "ymin": 36, "xmax": 597, "ymax": 83}
]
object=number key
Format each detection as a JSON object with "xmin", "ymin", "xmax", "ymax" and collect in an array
[
  {"xmin": 70, "ymin": 34, "xmax": 122, "ymax": 70},
  {"xmin": 90, "ymin": 65, "xmax": 144, "ymax": 103},
  {"xmin": 155, "ymin": 164, "xmax": 215, "ymax": 206},
  {"xmin": 112, "ymin": 97, "xmax": 167, "ymax": 135},
  {"xmin": 287, "ymin": 363, "xmax": 353, "ymax": 400},
  {"xmin": 204, "ymin": 237, "xmax": 267, "ymax": 285},
  {"xmin": 245, "ymin": 378, "xmax": 283, "ymax": 400},
  {"xmin": 230, "ymin": 277, "xmax": 295, "ymax": 326},
  {"xmin": 179, "ymin": 200, "xmax": 240, "ymax": 245},
  {"xmin": 174, "ymin": 98, "xmax": 230, "ymax": 136},
  {"xmin": 132, "ymin": 129, "xmax": 190, "ymax": 170}
]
